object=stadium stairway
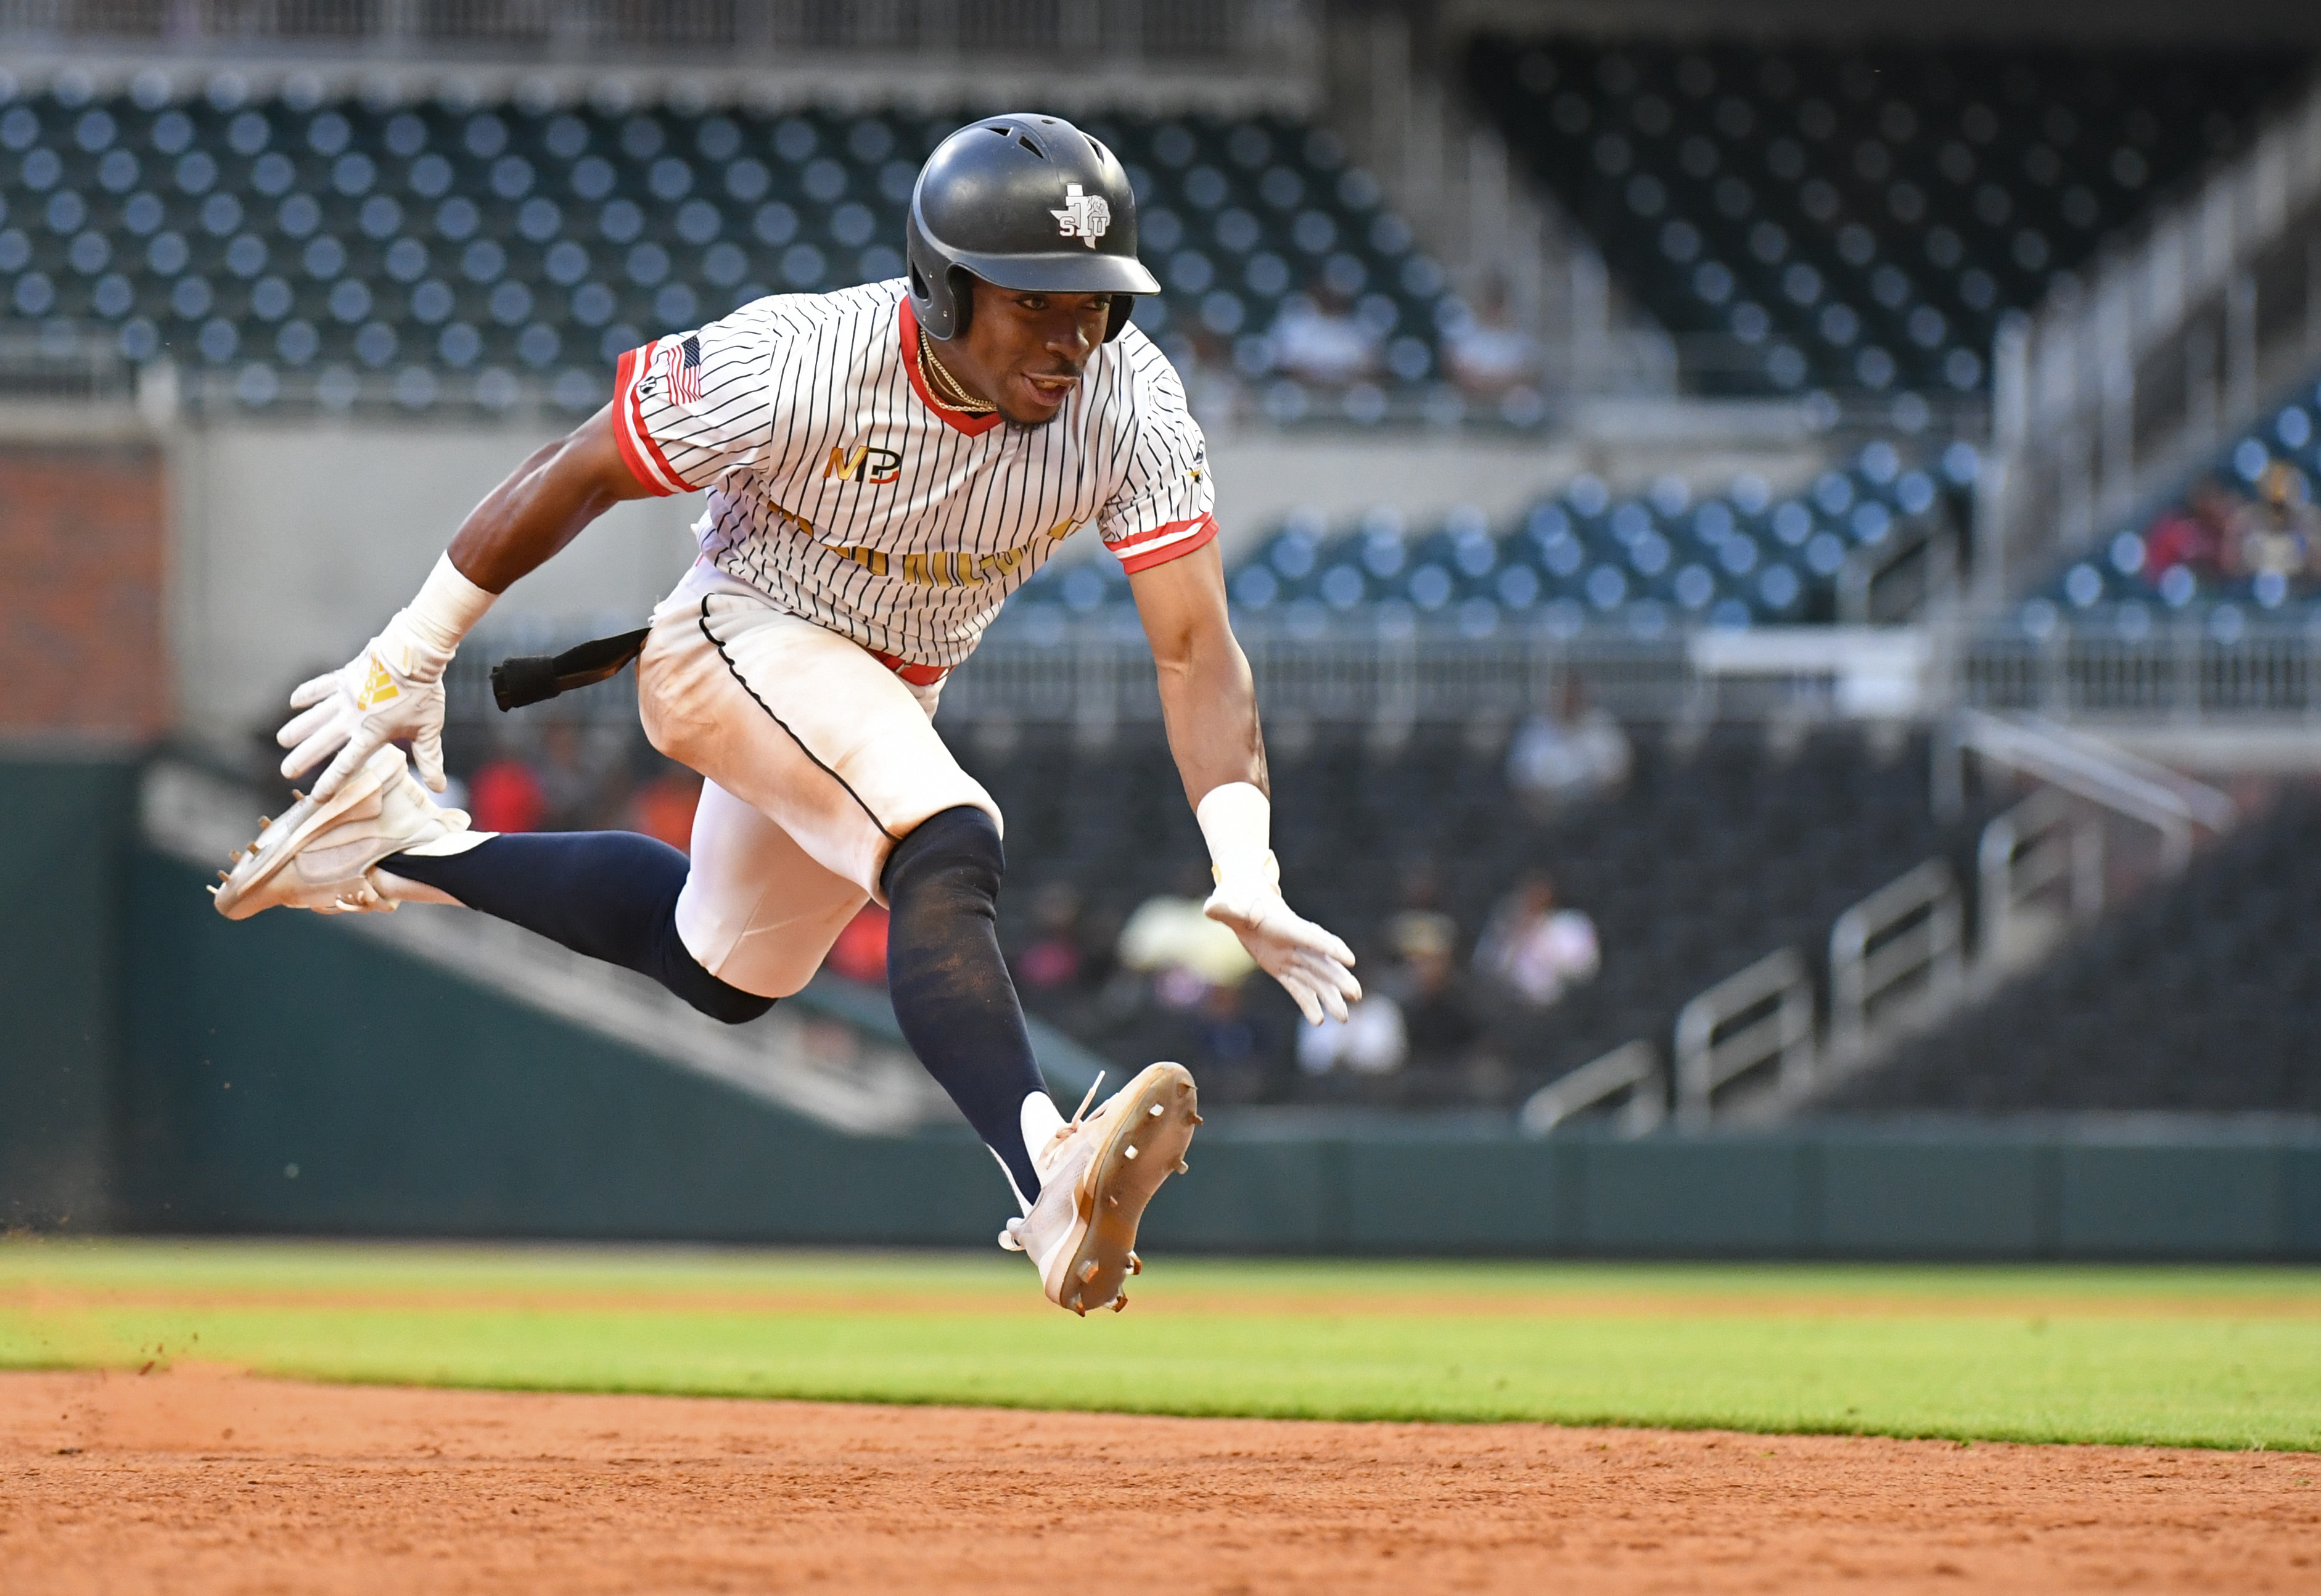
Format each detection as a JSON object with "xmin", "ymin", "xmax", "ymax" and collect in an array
[
  {"xmin": 1817, "ymin": 781, "xmax": 2321, "ymax": 1116},
  {"xmin": 954, "ymin": 718, "xmax": 2000, "ymax": 1113}
]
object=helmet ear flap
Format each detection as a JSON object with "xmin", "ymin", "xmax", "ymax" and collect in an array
[
  {"xmin": 1103, "ymin": 294, "xmax": 1134, "ymax": 343},
  {"xmin": 946, "ymin": 265, "xmax": 976, "ymax": 340}
]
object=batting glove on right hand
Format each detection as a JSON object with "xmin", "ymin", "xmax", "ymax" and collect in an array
[
  {"xmin": 1206, "ymin": 871, "xmax": 1362, "ymax": 1026},
  {"xmin": 276, "ymin": 628, "xmax": 451, "ymax": 803}
]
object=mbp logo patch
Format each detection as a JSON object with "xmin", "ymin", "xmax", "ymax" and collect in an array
[{"xmin": 824, "ymin": 443, "xmax": 903, "ymax": 484}]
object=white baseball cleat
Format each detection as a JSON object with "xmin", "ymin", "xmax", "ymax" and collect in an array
[
  {"xmin": 1000, "ymin": 1062, "xmax": 1201, "ymax": 1316},
  {"xmin": 211, "ymin": 744, "xmax": 470, "ymax": 920}
]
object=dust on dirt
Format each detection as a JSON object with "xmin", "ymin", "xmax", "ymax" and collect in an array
[{"xmin": 3, "ymin": 1367, "xmax": 2314, "ymax": 1594}]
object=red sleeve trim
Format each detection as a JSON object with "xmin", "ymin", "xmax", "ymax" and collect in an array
[
  {"xmin": 1113, "ymin": 512, "xmax": 1218, "ymax": 575},
  {"xmin": 612, "ymin": 343, "xmax": 688, "ymax": 496}
]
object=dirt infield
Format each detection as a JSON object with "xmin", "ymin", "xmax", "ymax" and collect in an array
[{"xmin": 3, "ymin": 1368, "xmax": 2315, "ymax": 1594}]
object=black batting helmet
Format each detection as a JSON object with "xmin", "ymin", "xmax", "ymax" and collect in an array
[{"xmin": 906, "ymin": 112, "xmax": 1160, "ymax": 343}]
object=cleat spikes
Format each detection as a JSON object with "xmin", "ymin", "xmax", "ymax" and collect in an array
[
  {"xmin": 1128, "ymin": 1253, "xmax": 1142, "ymax": 1275},
  {"xmin": 1123, "ymin": 1144, "xmax": 1138, "ymax": 1160},
  {"xmin": 1189, "ymin": 1113, "xmax": 1204, "ymax": 1126},
  {"xmin": 1175, "ymin": 1160, "xmax": 1189, "ymax": 1174},
  {"xmin": 1148, "ymin": 1103, "xmax": 1164, "ymax": 1117},
  {"xmin": 1079, "ymin": 1259, "xmax": 1099, "ymax": 1284},
  {"xmin": 204, "ymin": 884, "xmax": 218, "ymax": 897},
  {"xmin": 1110, "ymin": 1293, "xmax": 1128, "ymax": 1313},
  {"xmin": 1106, "ymin": 1194, "xmax": 1119, "ymax": 1209},
  {"xmin": 257, "ymin": 816, "xmax": 271, "ymax": 829},
  {"xmin": 290, "ymin": 789, "xmax": 305, "ymax": 802},
  {"xmin": 217, "ymin": 870, "xmax": 231, "ymax": 882}
]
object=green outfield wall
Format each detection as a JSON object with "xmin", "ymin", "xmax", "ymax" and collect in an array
[
  {"xmin": 0, "ymin": 756, "xmax": 136, "ymax": 1230},
  {"xmin": 4, "ymin": 761, "xmax": 2317, "ymax": 1260}
]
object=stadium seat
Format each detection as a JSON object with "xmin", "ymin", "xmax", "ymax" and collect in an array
[
  {"xmin": 1465, "ymin": 39, "xmax": 2302, "ymax": 397},
  {"xmin": 0, "ymin": 85, "xmax": 1450, "ymax": 412},
  {"xmin": 2015, "ymin": 363, "xmax": 2321, "ymax": 636},
  {"xmin": 1011, "ymin": 438, "xmax": 1971, "ymax": 631},
  {"xmin": 942, "ymin": 720, "xmax": 1994, "ymax": 1109}
]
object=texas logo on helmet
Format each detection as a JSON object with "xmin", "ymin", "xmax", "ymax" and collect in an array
[{"xmin": 1051, "ymin": 183, "xmax": 1111, "ymax": 247}]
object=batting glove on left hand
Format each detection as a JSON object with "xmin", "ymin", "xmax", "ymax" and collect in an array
[
  {"xmin": 276, "ymin": 554, "xmax": 495, "ymax": 804},
  {"xmin": 276, "ymin": 629, "xmax": 451, "ymax": 802}
]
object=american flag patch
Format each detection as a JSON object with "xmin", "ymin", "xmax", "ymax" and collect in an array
[{"xmin": 659, "ymin": 334, "xmax": 704, "ymax": 406}]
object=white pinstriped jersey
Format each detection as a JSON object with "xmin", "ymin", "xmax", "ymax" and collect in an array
[{"xmin": 612, "ymin": 278, "xmax": 1216, "ymax": 672}]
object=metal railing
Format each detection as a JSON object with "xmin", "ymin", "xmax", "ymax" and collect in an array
[
  {"xmin": 0, "ymin": 331, "xmax": 136, "ymax": 403},
  {"xmin": 1838, "ymin": 520, "xmax": 1958, "ymax": 629},
  {"xmin": 1673, "ymin": 947, "xmax": 1815, "ymax": 1130},
  {"xmin": 1962, "ymin": 622, "xmax": 2321, "ymax": 723},
  {"xmin": 1518, "ymin": 1039, "xmax": 1664, "ymax": 1138},
  {"xmin": 1825, "ymin": 858, "xmax": 1963, "ymax": 1067},
  {"xmin": 1978, "ymin": 789, "xmax": 2104, "ymax": 964},
  {"xmin": 1951, "ymin": 708, "xmax": 2237, "ymax": 872}
]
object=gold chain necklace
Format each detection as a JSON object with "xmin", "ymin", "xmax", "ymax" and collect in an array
[{"xmin": 918, "ymin": 329, "xmax": 996, "ymax": 415}]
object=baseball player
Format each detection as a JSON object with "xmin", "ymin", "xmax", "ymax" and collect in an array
[{"xmin": 213, "ymin": 113, "xmax": 1360, "ymax": 1316}]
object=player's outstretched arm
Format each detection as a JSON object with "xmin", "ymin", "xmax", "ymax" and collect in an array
[
  {"xmin": 280, "ymin": 405, "xmax": 652, "ymax": 800},
  {"xmin": 1130, "ymin": 544, "xmax": 1362, "ymax": 1025}
]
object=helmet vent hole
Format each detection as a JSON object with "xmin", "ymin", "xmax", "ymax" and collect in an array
[
  {"xmin": 1018, "ymin": 134, "xmax": 1045, "ymax": 158},
  {"xmin": 988, "ymin": 125, "xmax": 1011, "ymax": 137}
]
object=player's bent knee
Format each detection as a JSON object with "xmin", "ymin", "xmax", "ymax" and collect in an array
[
  {"xmin": 882, "ymin": 805, "xmax": 1006, "ymax": 909},
  {"xmin": 686, "ymin": 980, "xmax": 778, "ymax": 1026},
  {"xmin": 656, "ymin": 924, "xmax": 781, "ymax": 1024}
]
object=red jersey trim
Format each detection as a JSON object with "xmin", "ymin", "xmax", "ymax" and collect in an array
[
  {"xmin": 1112, "ymin": 512, "xmax": 1218, "ymax": 575},
  {"xmin": 614, "ymin": 342, "xmax": 689, "ymax": 496},
  {"xmin": 899, "ymin": 297, "xmax": 1006, "ymax": 438}
]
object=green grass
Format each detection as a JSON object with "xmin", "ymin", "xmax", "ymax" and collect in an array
[{"xmin": 4, "ymin": 1238, "xmax": 2318, "ymax": 1450}]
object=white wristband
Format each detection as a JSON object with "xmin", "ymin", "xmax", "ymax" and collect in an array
[
  {"xmin": 1196, "ymin": 781, "xmax": 1274, "ymax": 887},
  {"xmin": 379, "ymin": 553, "xmax": 496, "ymax": 678}
]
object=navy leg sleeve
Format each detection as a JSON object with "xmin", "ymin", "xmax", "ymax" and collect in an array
[
  {"xmin": 882, "ymin": 805, "xmax": 1050, "ymax": 1201},
  {"xmin": 385, "ymin": 833, "xmax": 776, "ymax": 1026}
]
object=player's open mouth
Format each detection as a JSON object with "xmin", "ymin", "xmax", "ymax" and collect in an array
[{"xmin": 1021, "ymin": 372, "xmax": 1079, "ymax": 402}]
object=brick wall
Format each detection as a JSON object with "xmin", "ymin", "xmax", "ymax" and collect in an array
[{"xmin": 0, "ymin": 442, "xmax": 168, "ymax": 738}]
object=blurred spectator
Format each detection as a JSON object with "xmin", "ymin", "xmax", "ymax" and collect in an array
[
  {"xmin": 1296, "ymin": 990, "xmax": 1406, "ymax": 1076},
  {"xmin": 1117, "ymin": 875, "xmax": 1257, "ymax": 1008},
  {"xmin": 624, "ymin": 762, "xmax": 702, "ymax": 854},
  {"xmin": 1442, "ymin": 281, "xmax": 1543, "ymax": 399},
  {"xmin": 1384, "ymin": 910, "xmax": 1487, "ymax": 1074},
  {"xmin": 1014, "ymin": 881, "xmax": 1091, "ymax": 994},
  {"xmin": 1474, "ymin": 874, "xmax": 1601, "ymax": 1008},
  {"xmin": 824, "ymin": 903, "xmax": 889, "ymax": 985},
  {"xmin": 467, "ymin": 749, "xmax": 547, "ymax": 834},
  {"xmin": 2143, "ymin": 479, "xmax": 2241, "ymax": 580},
  {"xmin": 1267, "ymin": 289, "xmax": 1381, "ymax": 385},
  {"xmin": 2239, "ymin": 461, "xmax": 2321, "ymax": 578},
  {"xmin": 1507, "ymin": 685, "xmax": 1632, "ymax": 817},
  {"xmin": 1178, "ymin": 976, "xmax": 1276, "ymax": 1101}
]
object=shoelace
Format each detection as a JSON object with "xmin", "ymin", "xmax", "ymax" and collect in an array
[{"xmin": 996, "ymin": 1072, "xmax": 1106, "ymax": 1253}]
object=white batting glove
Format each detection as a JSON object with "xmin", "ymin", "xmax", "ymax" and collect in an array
[
  {"xmin": 1197, "ymin": 782, "xmax": 1361, "ymax": 1026},
  {"xmin": 276, "ymin": 554, "xmax": 495, "ymax": 802}
]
